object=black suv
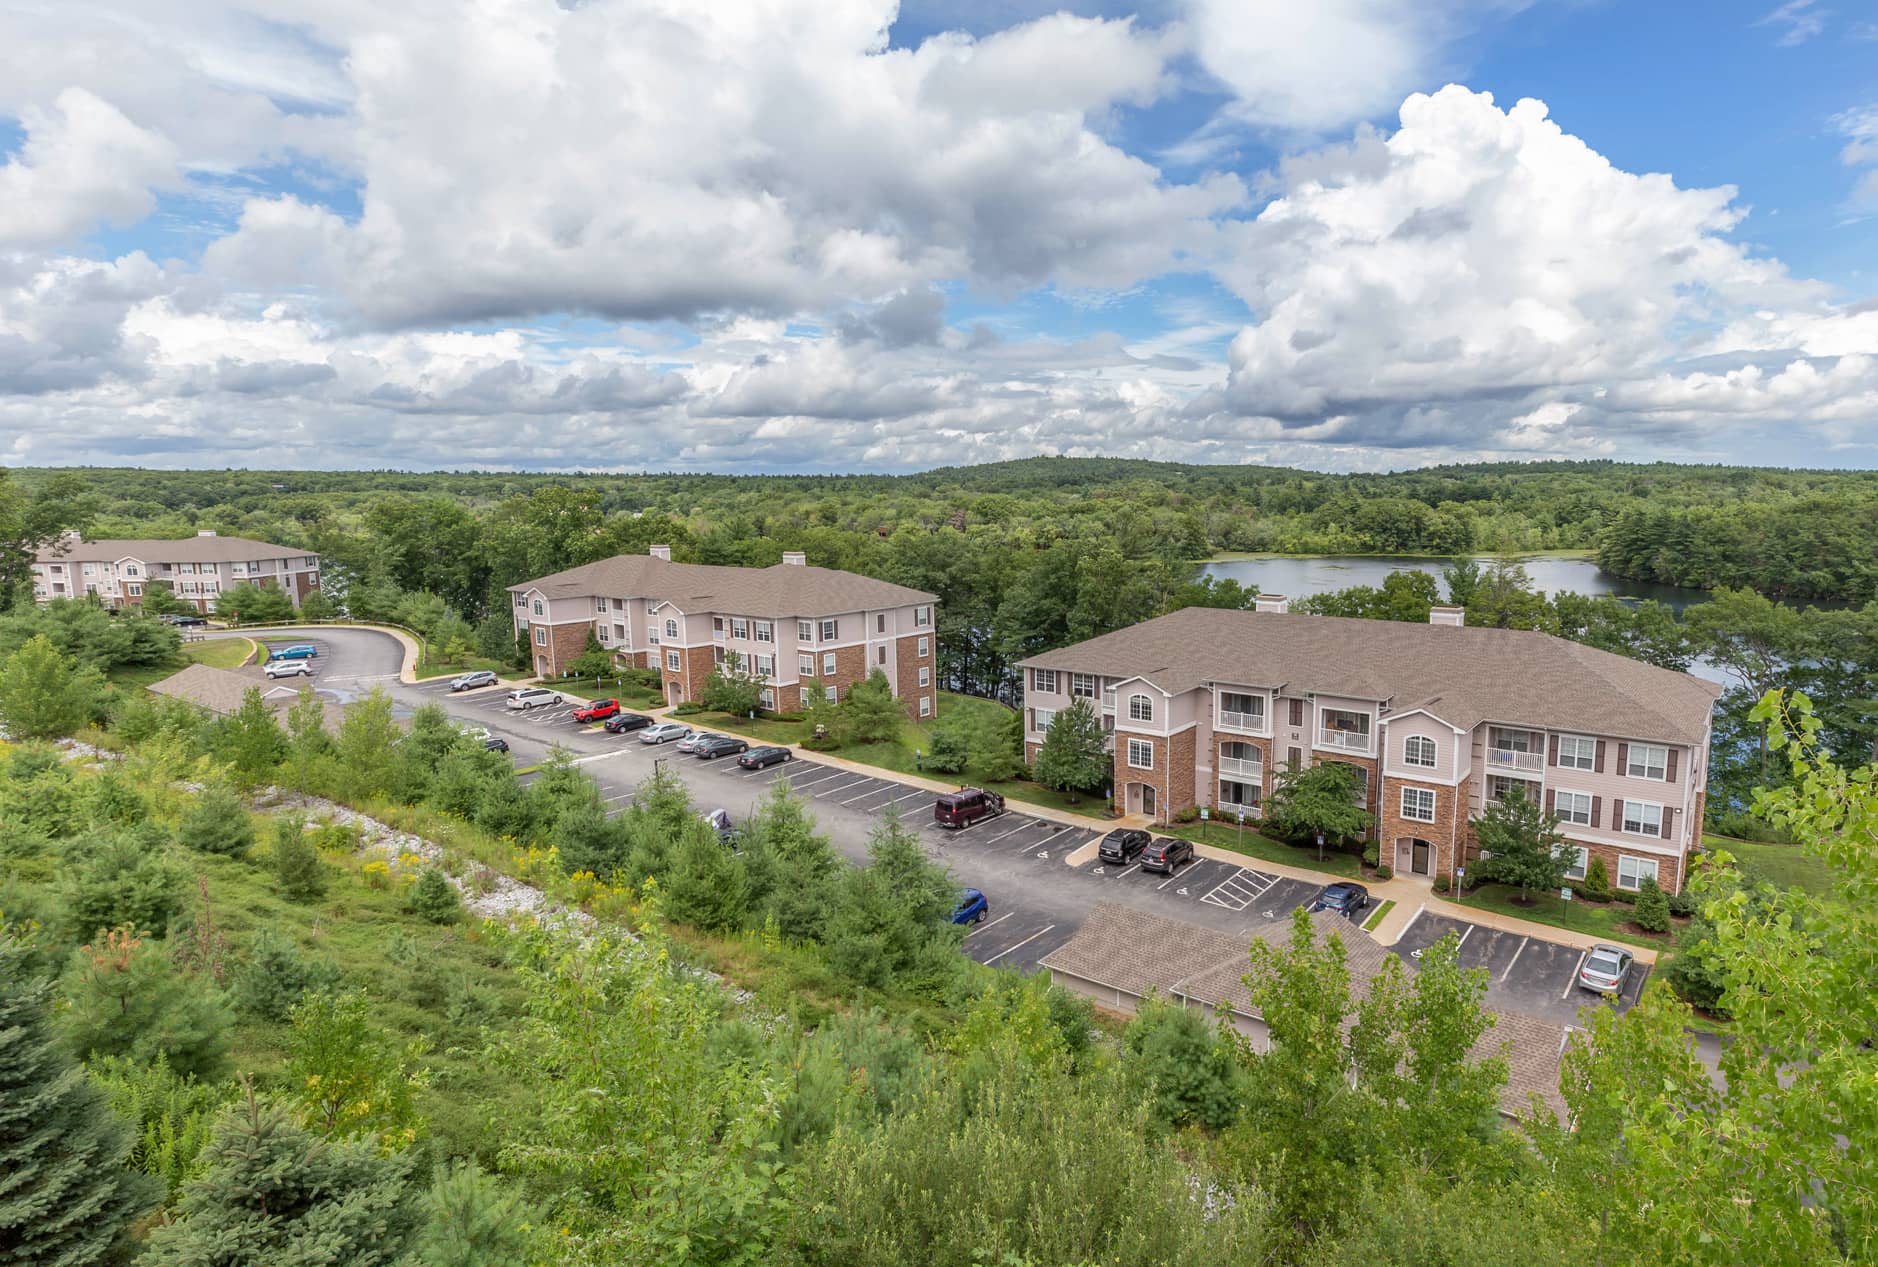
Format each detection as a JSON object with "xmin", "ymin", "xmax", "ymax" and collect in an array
[
  {"xmin": 694, "ymin": 734, "xmax": 750, "ymax": 760},
  {"xmin": 1098, "ymin": 828, "xmax": 1150, "ymax": 865},
  {"xmin": 1139, "ymin": 838, "xmax": 1194, "ymax": 875}
]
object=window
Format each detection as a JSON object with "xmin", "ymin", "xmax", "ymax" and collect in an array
[
  {"xmin": 1558, "ymin": 735, "xmax": 1596, "ymax": 770},
  {"xmin": 730, "ymin": 617, "xmax": 748, "ymax": 639},
  {"xmin": 1219, "ymin": 691, "xmax": 1265, "ymax": 728},
  {"xmin": 1128, "ymin": 694, "xmax": 1154, "ymax": 723},
  {"xmin": 665, "ymin": 619, "xmax": 678, "ymax": 639},
  {"xmin": 1032, "ymin": 668, "xmax": 1058, "ymax": 694},
  {"xmin": 1219, "ymin": 779, "xmax": 1261, "ymax": 810},
  {"xmin": 1288, "ymin": 698, "xmax": 1304, "ymax": 727},
  {"xmin": 754, "ymin": 654, "xmax": 773, "ymax": 677},
  {"xmin": 918, "ymin": 666, "xmax": 930, "ymax": 688},
  {"xmin": 1553, "ymin": 790, "xmax": 1592, "ymax": 826},
  {"xmin": 759, "ymin": 688, "xmax": 774, "ymax": 710},
  {"xmin": 83, "ymin": 563, "xmax": 96, "ymax": 575},
  {"xmin": 799, "ymin": 653, "xmax": 816, "ymax": 676},
  {"xmin": 1032, "ymin": 707, "xmax": 1057, "ymax": 734},
  {"xmin": 917, "ymin": 637, "xmax": 928, "ymax": 658},
  {"xmin": 1617, "ymin": 855, "xmax": 1660, "ymax": 892},
  {"xmin": 127, "ymin": 584, "xmax": 141, "ymax": 597},
  {"xmin": 822, "ymin": 652, "xmax": 836, "ymax": 675},
  {"xmin": 647, "ymin": 600, "xmax": 658, "ymax": 614},
  {"xmin": 877, "ymin": 647, "xmax": 886, "ymax": 665},
  {"xmin": 755, "ymin": 620, "xmax": 772, "ymax": 642},
  {"xmin": 714, "ymin": 646, "xmax": 726, "ymax": 666},
  {"xmin": 1403, "ymin": 735, "xmax": 1437, "ymax": 768},
  {"xmin": 612, "ymin": 598, "xmax": 623, "ymax": 610},
  {"xmin": 515, "ymin": 592, "xmax": 527, "ymax": 606},
  {"xmin": 800, "ymin": 687, "xmax": 812, "ymax": 707},
  {"xmin": 666, "ymin": 650, "xmax": 681, "ymax": 671},
  {"xmin": 798, "ymin": 620, "xmax": 813, "ymax": 642},
  {"xmin": 1565, "ymin": 847, "xmax": 1589, "ymax": 882},
  {"xmin": 825, "ymin": 686, "xmax": 838, "ymax": 702},
  {"xmin": 1071, "ymin": 673, "xmax": 1096, "ymax": 698},
  {"xmin": 1627, "ymin": 744, "xmax": 1668, "ymax": 780},
  {"xmin": 125, "ymin": 565, "xmax": 138, "ymax": 577},
  {"xmin": 1127, "ymin": 738, "xmax": 1154, "ymax": 770},
  {"xmin": 534, "ymin": 627, "xmax": 547, "ymax": 647},
  {"xmin": 613, "ymin": 623, "xmax": 625, "ymax": 642},
  {"xmin": 597, "ymin": 625, "xmax": 609, "ymax": 643},
  {"xmin": 713, "ymin": 617, "xmax": 725, "ymax": 638},
  {"xmin": 877, "ymin": 614, "xmax": 886, "ymax": 634},
  {"xmin": 819, "ymin": 619, "xmax": 838, "ymax": 641},
  {"xmin": 919, "ymin": 695, "xmax": 932, "ymax": 717},
  {"xmin": 595, "ymin": 598, "xmax": 608, "ymax": 613},
  {"xmin": 915, "ymin": 605, "xmax": 931, "ymax": 627},
  {"xmin": 1400, "ymin": 787, "xmax": 1436, "ymax": 822},
  {"xmin": 1622, "ymin": 800, "xmax": 1663, "ymax": 837},
  {"xmin": 532, "ymin": 600, "xmax": 543, "ymax": 616}
]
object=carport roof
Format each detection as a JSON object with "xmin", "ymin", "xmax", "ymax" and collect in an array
[
  {"xmin": 1017, "ymin": 605, "xmax": 1719, "ymax": 746},
  {"xmin": 1042, "ymin": 902, "xmax": 1571, "ymax": 1120}
]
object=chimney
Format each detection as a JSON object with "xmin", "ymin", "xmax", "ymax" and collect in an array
[
  {"xmin": 196, "ymin": 529, "xmax": 217, "ymax": 538},
  {"xmin": 781, "ymin": 551, "xmax": 806, "ymax": 566},
  {"xmin": 648, "ymin": 544, "xmax": 671, "ymax": 560},
  {"xmin": 1253, "ymin": 593, "xmax": 1289, "ymax": 614},
  {"xmin": 1428, "ymin": 606, "xmax": 1465, "ymax": 627}
]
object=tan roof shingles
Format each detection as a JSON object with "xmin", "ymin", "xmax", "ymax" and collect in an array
[
  {"xmin": 147, "ymin": 664, "xmax": 346, "ymax": 732},
  {"xmin": 37, "ymin": 535, "xmax": 308, "ymax": 565},
  {"xmin": 1018, "ymin": 605, "xmax": 1719, "ymax": 746},
  {"xmin": 510, "ymin": 555, "xmax": 934, "ymax": 617}
]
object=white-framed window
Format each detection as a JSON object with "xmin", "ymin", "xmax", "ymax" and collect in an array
[
  {"xmin": 759, "ymin": 688, "xmax": 775, "ymax": 710},
  {"xmin": 1565, "ymin": 847, "xmax": 1589, "ymax": 882},
  {"xmin": 915, "ymin": 605, "xmax": 931, "ymax": 627},
  {"xmin": 1128, "ymin": 694, "xmax": 1154, "ymax": 723},
  {"xmin": 1032, "ymin": 668, "xmax": 1058, "ymax": 693},
  {"xmin": 918, "ymin": 666, "xmax": 930, "ymax": 688},
  {"xmin": 1127, "ymin": 738, "xmax": 1154, "ymax": 769},
  {"xmin": 596, "ymin": 624, "xmax": 609, "ymax": 643},
  {"xmin": 83, "ymin": 563, "xmax": 96, "ymax": 575},
  {"xmin": 665, "ymin": 619, "xmax": 678, "ymax": 639},
  {"xmin": 1554, "ymin": 790, "xmax": 1593, "ymax": 826},
  {"xmin": 1219, "ymin": 779, "xmax": 1261, "ymax": 810},
  {"xmin": 731, "ymin": 617, "xmax": 749, "ymax": 639},
  {"xmin": 532, "ymin": 599, "xmax": 543, "ymax": 616},
  {"xmin": 798, "ymin": 620, "xmax": 814, "ymax": 641},
  {"xmin": 647, "ymin": 599, "xmax": 659, "ymax": 614},
  {"xmin": 127, "ymin": 584, "xmax": 141, "ymax": 597},
  {"xmin": 713, "ymin": 617, "xmax": 725, "ymax": 639},
  {"xmin": 876, "ymin": 613, "xmax": 887, "ymax": 634},
  {"xmin": 755, "ymin": 620, "xmax": 772, "ymax": 642},
  {"xmin": 1400, "ymin": 786, "xmax": 1436, "ymax": 822},
  {"xmin": 666, "ymin": 650, "xmax": 681, "ymax": 671},
  {"xmin": 595, "ymin": 598, "xmax": 608, "ymax": 613},
  {"xmin": 1403, "ymin": 735, "xmax": 1437, "ymax": 768},
  {"xmin": 825, "ymin": 685, "xmax": 838, "ymax": 702},
  {"xmin": 1557, "ymin": 734, "xmax": 1596, "ymax": 770},
  {"xmin": 799, "ymin": 653, "xmax": 816, "ymax": 676},
  {"xmin": 534, "ymin": 627, "xmax": 547, "ymax": 647},
  {"xmin": 917, "ymin": 637, "xmax": 929, "ymax": 658},
  {"xmin": 613, "ymin": 623, "xmax": 626, "ymax": 642},
  {"xmin": 1071, "ymin": 673, "xmax": 1096, "ymax": 698},
  {"xmin": 303, "ymin": 557, "xmax": 317, "ymax": 568},
  {"xmin": 1032, "ymin": 707, "xmax": 1057, "ymax": 734},
  {"xmin": 515, "ymin": 592, "xmax": 527, "ymax": 606},
  {"xmin": 1617, "ymin": 855, "xmax": 1659, "ymax": 891},
  {"xmin": 125, "ymin": 565, "xmax": 138, "ymax": 577},
  {"xmin": 800, "ymin": 687, "xmax": 812, "ymax": 707},
  {"xmin": 822, "ymin": 652, "xmax": 837, "ymax": 675},
  {"xmin": 820, "ymin": 618, "xmax": 838, "ymax": 641},
  {"xmin": 1622, "ymin": 800, "xmax": 1663, "ymax": 836},
  {"xmin": 1627, "ymin": 744, "xmax": 1668, "ymax": 780},
  {"xmin": 754, "ymin": 654, "xmax": 773, "ymax": 677},
  {"xmin": 919, "ymin": 696, "xmax": 932, "ymax": 717}
]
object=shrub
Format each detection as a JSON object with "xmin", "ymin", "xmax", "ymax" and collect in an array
[
  {"xmin": 178, "ymin": 787, "xmax": 257, "ymax": 857},
  {"xmin": 1363, "ymin": 842, "xmax": 1381, "ymax": 868},
  {"xmin": 271, "ymin": 816, "xmax": 327, "ymax": 902},
  {"xmin": 407, "ymin": 867, "xmax": 463, "ymax": 925},
  {"xmin": 1663, "ymin": 919, "xmax": 1729, "ymax": 1016},
  {"xmin": 1706, "ymin": 807, "xmax": 1793, "ymax": 843},
  {"xmin": 1666, "ymin": 887, "xmax": 1699, "ymax": 919},
  {"xmin": 922, "ymin": 724, "xmax": 970, "ymax": 775},
  {"xmin": 1433, "ymin": 875, "xmax": 1451, "ymax": 894},
  {"xmin": 1632, "ymin": 878, "xmax": 1671, "ymax": 933},
  {"xmin": 1375, "ymin": 864, "xmax": 1393, "ymax": 880},
  {"xmin": 1581, "ymin": 856, "xmax": 1613, "ymax": 901},
  {"xmin": 233, "ymin": 927, "xmax": 341, "ymax": 1022},
  {"xmin": 63, "ymin": 928, "xmax": 231, "ymax": 1080},
  {"xmin": 62, "ymin": 825, "xmax": 186, "ymax": 941},
  {"xmin": 670, "ymin": 701, "xmax": 704, "ymax": 716},
  {"xmin": 1172, "ymin": 805, "xmax": 1200, "ymax": 825},
  {"xmin": 1122, "ymin": 995, "xmax": 1242, "ymax": 1132}
]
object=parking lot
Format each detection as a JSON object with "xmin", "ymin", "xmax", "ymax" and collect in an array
[{"xmin": 1390, "ymin": 908, "xmax": 1649, "ymax": 1025}]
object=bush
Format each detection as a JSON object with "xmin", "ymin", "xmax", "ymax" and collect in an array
[
  {"xmin": 178, "ymin": 787, "xmax": 257, "ymax": 857},
  {"xmin": 1122, "ymin": 995, "xmax": 1242, "ymax": 1132},
  {"xmin": 233, "ymin": 927, "xmax": 340, "ymax": 1022},
  {"xmin": 670, "ymin": 701, "xmax": 704, "ymax": 716},
  {"xmin": 64, "ymin": 928, "xmax": 231, "ymax": 1080},
  {"xmin": 406, "ymin": 867, "xmax": 463, "ymax": 925},
  {"xmin": 62, "ymin": 825, "xmax": 186, "ymax": 941},
  {"xmin": 1666, "ymin": 887, "xmax": 1699, "ymax": 919},
  {"xmin": 1632, "ymin": 878, "xmax": 1671, "ymax": 933},
  {"xmin": 1663, "ymin": 919, "xmax": 1729, "ymax": 1016},
  {"xmin": 923, "ymin": 725, "xmax": 970, "ymax": 775},
  {"xmin": 1432, "ymin": 875, "xmax": 1451, "ymax": 894},
  {"xmin": 1581, "ymin": 856, "xmax": 1613, "ymax": 901},
  {"xmin": 271, "ymin": 816, "xmax": 327, "ymax": 902},
  {"xmin": 1172, "ymin": 806, "xmax": 1200, "ymax": 825},
  {"xmin": 1363, "ymin": 842, "xmax": 1381, "ymax": 868},
  {"xmin": 1375, "ymin": 864, "xmax": 1393, "ymax": 880},
  {"xmin": 1706, "ymin": 808, "xmax": 1794, "ymax": 843}
]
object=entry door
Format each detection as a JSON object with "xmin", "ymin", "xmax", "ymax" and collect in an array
[
  {"xmin": 1141, "ymin": 785, "xmax": 1156, "ymax": 817},
  {"xmin": 1411, "ymin": 839, "xmax": 1431, "ymax": 876}
]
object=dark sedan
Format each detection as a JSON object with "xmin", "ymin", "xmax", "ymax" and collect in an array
[
  {"xmin": 480, "ymin": 735, "xmax": 510, "ymax": 753},
  {"xmin": 603, "ymin": 712, "xmax": 654, "ymax": 734},
  {"xmin": 737, "ymin": 745, "xmax": 793, "ymax": 769},
  {"xmin": 1139, "ymin": 838, "xmax": 1194, "ymax": 875},
  {"xmin": 694, "ymin": 734, "xmax": 750, "ymax": 760},
  {"xmin": 1310, "ymin": 882, "xmax": 1371, "ymax": 919}
]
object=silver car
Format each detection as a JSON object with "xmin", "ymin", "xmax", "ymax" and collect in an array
[
  {"xmin": 1577, "ymin": 944, "xmax": 1635, "ymax": 996},
  {"xmin": 675, "ymin": 730, "xmax": 718, "ymax": 754},
  {"xmin": 450, "ymin": 669, "xmax": 498, "ymax": 692},
  {"xmin": 639, "ymin": 722, "xmax": 693, "ymax": 745},
  {"xmin": 264, "ymin": 660, "xmax": 314, "ymax": 680}
]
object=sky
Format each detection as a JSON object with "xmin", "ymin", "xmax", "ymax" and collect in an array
[{"xmin": 0, "ymin": 0, "xmax": 1874, "ymax": 474}]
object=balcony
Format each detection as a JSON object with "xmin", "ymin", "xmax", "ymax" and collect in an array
[
  {"xmin": 1317, "ymin": 727, "xmax": 1372, "ymax": 753},
  {"xmin": 1485, "ymin": 747, "xmax": 1543, "ymax": 774},
  {"xmin": 1101, "ymin": 690, "xmax": 1116, "ymax": 712},
  {"xmin": 1218, "ymin": 709, "xmax": 1267, "ymax": 733},
  {"xmin": 1219, "ymin": 756, "xmax": 1263, "ymax": 780}
]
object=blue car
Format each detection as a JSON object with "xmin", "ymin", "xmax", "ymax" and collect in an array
[
  {"xmin": 951, "ymin": 888, "xmax": 989, "ymax": 925},
  {"xmin": 268, "ymin": 644, "xmax": 317, "ymax": 661}
]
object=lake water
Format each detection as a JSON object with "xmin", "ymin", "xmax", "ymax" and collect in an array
[{"xmin": 1202, "ymin": 554, "xmax": 1713, "ymax": 611}]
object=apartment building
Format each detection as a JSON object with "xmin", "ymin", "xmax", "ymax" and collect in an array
[
  {"xmin": 1018, "ymin": 599, "xmax": 1720, "ymax": 894},
  {"xmin": 510, "ymin": 547, "xmax": 939, "ymax": 720},
  {"xmin": 31, "ymin": 531, "xmax": 322, "ymax": 614}
]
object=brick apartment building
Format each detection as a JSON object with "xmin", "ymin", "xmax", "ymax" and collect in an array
[
  {"xmin": 31, "ymin": 531, "xmax": 322, "ymax": 614},
  {"xmin": 510, "ymin": 547, "xmax": 939, "ymax": 720},
  {"xmin": 1018, "ymin": 599, "xmax": 1720, "ymax": 894}
]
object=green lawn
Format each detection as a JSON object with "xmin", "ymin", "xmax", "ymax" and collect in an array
[
  {"xmin": 536, "ymin": 672, "xmax": 663, "ymax": 709},
  {"xmin": 1459, "ymin": 882, "xmax": 1671, "ymax": 950},
  {"xmin": 413, "ymin": 653, "xmax": 509, "ymax": 681},
  {"xmin": 107, "ymin": 636, "xmax": 256, "ymax": 691},
  {"xmin": 1702, "ymin": 834, "xmax": 1833, "ymax": 894},
  {"xmin": 1156, "ymin": 819, "xmax": 1364, "ymax": 877},
  {"xmin": 1362, "ymin": 898, "xmax": 1397, "ymax": 932}
]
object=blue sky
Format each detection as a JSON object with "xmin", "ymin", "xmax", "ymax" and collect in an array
[{"xmin": 0, "ymin": 0, "xmax": 1873, "ymax": 473}]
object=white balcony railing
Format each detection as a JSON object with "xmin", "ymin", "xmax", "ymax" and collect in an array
[
  {"xmin": 1218, "ymin": 710, "xmax": 1266, "ymax": 732},
  {"xmin": 1485, "ymin": 748, "xmax": 1543, "ymax": 773},
  {"xmin": 1101, "ymin": 690, "xmax": 1116, "ymax": 712},
  {"xmin": 1317, "ymin": 727, "xmax": 1372, "ymax": 752},
  {"xmin": 1219, "ymin": 757, "xmax": 1263, "ymax": 780}
]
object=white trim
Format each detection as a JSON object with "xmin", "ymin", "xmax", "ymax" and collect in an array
[
  {"xmin": 1399, "ymin": 785, "xmax": 1436, "ymax": 823},
  {"xmin": 1617, "ymin": 854, "xmax": 1660, "ymax": 892},
  {"xmin": 1553, "ymin": 788, "xmax": 1593, "ymax": 827},
  {"xmin": 1126, "ymin": 737, "xmax": 1154, "ymax": 770},
  {"xmin": 1621, "ymin": 798, "xmax": 1665, "ymax": 837}
]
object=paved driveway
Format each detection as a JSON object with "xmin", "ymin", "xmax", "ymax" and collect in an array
[{"xmin": 1389, "ymin": 908, "xmax": 1649, "ymax": 1026}]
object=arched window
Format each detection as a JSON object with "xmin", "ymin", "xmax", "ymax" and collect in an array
[
  {"xmin": 1128, "ymin": 694, "xmax": 1153, "ymax": 723},
  {"xmin": 665, "ymin": 619, "xmax": 678, "ymax": 638},
  {"xmin": 1404, "ymin": 735, "xmax": 1437, "ymax": 768}
]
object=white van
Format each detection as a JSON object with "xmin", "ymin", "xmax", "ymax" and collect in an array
[{"xmin": 505, "ymin": 687, "xmax": 565, "ymax": 711}]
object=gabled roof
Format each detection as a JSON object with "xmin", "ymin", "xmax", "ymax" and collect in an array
[
  {"xmin": 36, "ymin": 536, "xmax": 307, "ymax": 565},
  {"xmin": 147, "ymin": 664, "xmax": 345, "ymax": 729},
  {"xmin": 509, "ymin": 554, "xmax": 935, "ymax": 618},
  {"xmin": 1019, "ymin": 606, "xmax": 1720, "ymax": 746}
]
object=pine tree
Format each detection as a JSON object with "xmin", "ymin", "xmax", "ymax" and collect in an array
[
  {"xmin": 406, "ymin": 867, "xmax": 462, "ymax": 925},
  {"xmin": 0, "ymin": 633, "xmax": 105, "ymax": 740},
  {"xmin": 63, "ymin": 928, "xmax": 231, "ymax": 1081},
  {"xmin": 140, "ymin": 1088, "xmax": 420, "ymax": 1266},
  {"xmin": 213, "ymin": 688, "xmax": 286, "ymax": 786},
  {"xmin": 271, "ymin": 815, "xmax": 327, "ymax": 903},
  {"xmin": 0, "ymin": 929, "xmax": 158, "ymax": 1266},
  {"xmin": 176, "ymin": 786, "xmax": 256, "ymax": 857},
  {"xmin": 407, "ymin": 1162, "xmax": 550, "ymax": 1267}
]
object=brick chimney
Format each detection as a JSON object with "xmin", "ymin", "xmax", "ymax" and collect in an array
[
  {"xmin": 648, "ymin": 544, "xmax": 671, "ymax": 560},
  {"xmin": 1253, "ymin": 593, "xmax": 1289, "ymax": 614},
  {"xmin": 781, "ymin": 551, "xmax": 806, "ymax": 566},
  {"xmin": 1428, "ymin": 606, "xmax": 1465, "ymax": 627}
]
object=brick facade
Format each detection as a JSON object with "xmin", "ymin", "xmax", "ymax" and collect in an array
[
  {"xmin": 1112, "ymin": 728, "xmax": 1198, "ymax": 823},
  {"xmin": 1380, "ymin": 774, "xmax": 1466, "ymax": 879},
  {"xmin": 659, "ymin": 643, "xmax": 717, "ymax": 705},
  {"xmin": 894, "ymin": 632, "xmax": 934, "ymax": 721},
  {"xmin": 816, "ymin": 643, "xmax": 869, "ymax": 702},
  {"xmin": 535, "ymin": 620, "xmax": 591, "ymax": 677}
]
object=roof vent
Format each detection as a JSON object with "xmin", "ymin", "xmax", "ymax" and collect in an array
[
  {"xmin": 781, "ymin": 551, "xmax": 806, "ymax": 566},
  {"xmin": 196, "ymin": 530, "xmax": 217, "ymax": 537},
  {"xmin": 1428, "ymin": 606, "xmax": 1465, "ymax": 627},
  {"xmin": 1253, "ymin": 593, "xmax": 1289, "ymax": 614},
  {"xmin": 648, "ymin": 544, "xmax": 671, "ymax": 560}
]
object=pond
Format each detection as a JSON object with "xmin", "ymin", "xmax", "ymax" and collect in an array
[{"xmin": 1201, "ymin": 554, "xmax": 1713, "ymax": 612}]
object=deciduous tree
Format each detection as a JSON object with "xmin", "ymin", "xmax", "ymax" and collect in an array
[{"xmin": 1472, "ymin": 787, "xmax": 1575, "ymax": 902}]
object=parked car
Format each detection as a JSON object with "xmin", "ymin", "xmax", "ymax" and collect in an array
[
  {"xmin": 703, "ymin": 807, "xmax": 735, "ymax": 843},
  {"xmin": 264, "ymin": 659, "xmax": 314, "ymax": 680},
  {"xmin": 603, "ymin": 712, "xmax": 654, "ymax": 734},
  {"xmin": 676, "ymin": 730, "xmax": 716, "ymax": 754},
  {"xmin": 1310, "ymin": 881, "xmax": 1371, "ymax": 919},
  {"xmin": 481, "ymin": 736, "xmax": 510, "ymax": 753},
  {"xmin": 505, "ymin": 687, "xmax": 564, "ymax": 711},
  {"xmin": 267, "ymin": 643, "xmax": 317, "ymax": 661},
  {"xmin": 737, "ymin": 745, "xmax": 792, "ymax": 770},
  {"xmin": 640, "ymin": 722, "xmax": 693, "ymax": 745},
  {"xmin": 695, "ymin": 734, "xmax": 749, "ymax": 760},
  {"xmin": 449, "ymin": 670, "xmax": 498, "ymax": 692},
  {"xmin": 572, "ymin": 698, "xmax": 620, "ymax": 723},
  {"xmin": 1577, "ymin": 944, "xmax": 1635, "ymax": 996},
  {"xmin": 933, "ymin": 787, "xmax": 1005, "ymax": 829},
  {"xmin": 1139, "ymin": 838, "xmax": 1194, "ymax": 875},
  {"xmin": 1097, "ymin": 827, "xmax": 1151, "ymax": 865},
  {"xmin": 951, "ymin": 888, "xmax": 990, "ymax": 925},
  {"xmin": 163, "ymin": 613, "xmax": 207, "ymax": 628}
]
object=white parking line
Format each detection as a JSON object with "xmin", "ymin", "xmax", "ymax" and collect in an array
[
  {"xmin": 1562, "ymin": 950, "xmax": 1589, "ymax": 1000},
  {"xmin": 603, "ymin": 792, "xmax": 633, "ymax": 804},
  {"xmin": 1115, "ymin": 864, "xmax": 1142, "ymax": 879},
  {"xmin": 1499, "ymin": 937, "xmax": 1530, "ymax": 983},
  {"xmin": 884, "ymin": 788, "xmax": 929, "ymax": 809},
  {"xmin": 961, "ymin": 910, "xmax": 1015, "ymax": 940},
  {"xmin": 981, "ymin": 924, "xmax": 1056, "ymax": 966},
  {"xmin": 841, "ymin": 783, "xmax": 895, "ymax": 806},
  {"xmin": 984, "ymin": 820, "xmax": 1034, "ymax": 845},
  {"xmin": 1013, "ymin": 823, "xmax": 1068, "ymax": 851},
  {"xmin": 789, "ymin": 768, "xmax": 850, "ymax": 790},
  {"xmin": 1456, "ymin": 924, "xmax": 1474, "ymax": 952},
  {"xmin": 814, "ymin": 776, "xmax": 875, "ymax": 799}
]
